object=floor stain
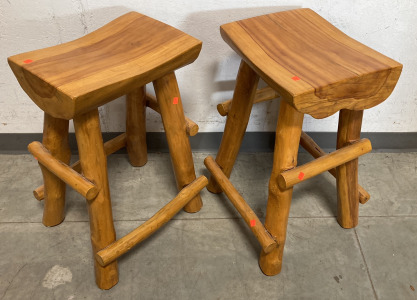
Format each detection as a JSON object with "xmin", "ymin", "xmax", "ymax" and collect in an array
[
  {"xmin": 334, "ymin": 275, "xmax": 343, "ymax": 283},
  {"xmin": 42, "ymin": 265, "xmax": 72, "ymax": 289}
]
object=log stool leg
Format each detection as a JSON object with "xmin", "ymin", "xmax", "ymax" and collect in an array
[
  {"xmin": 259, "ymin": 100, "xmax": 304, "ymax": 275},
  {"xmin": 153, "ymin": 72, "xmax": 203, "ymax": 213},
  {"xmin": 207, "ymin": 60, "xmax": 260, "ymax": 193},
  {"xmin": 40, "ymin": 113, "xmax": 71, "ymax": 227},
  {"xmin": 336, "ymin": 109, "xmax": 363, "ymax": 228},
  {"xmin": 74, "ymin": 109, "xmax": 118, "ymax": 289},
  {"xmin": 126, "ymin": 86, "xmax": 148, "ymax": 167}
]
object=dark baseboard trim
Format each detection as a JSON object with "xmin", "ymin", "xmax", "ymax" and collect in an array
[{"xmin": 1, "ymin": 132, "xmax": 416, "ymax": 154}]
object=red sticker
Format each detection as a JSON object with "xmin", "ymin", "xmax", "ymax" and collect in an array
[
  {"xmin": 173, "ymin": 97, "xmax": 178, "ymax": 104},
  {"xmin": 298, "ymin": 172, "xmax": 305, "ymax": 180},
  {"xmin": 34, "ymin": 157, "xmax": 38, "ymax": 160},
  {"xmin": 292, "ymin": 76, "xmax": 300, "ymax": 81},
  {"xmin": 23, "ymin": 59, "xmax": 33, "ymax": 64},
  {"xmin": 250, "ymin": 219, "xmax": 256, "ymax": 227}
]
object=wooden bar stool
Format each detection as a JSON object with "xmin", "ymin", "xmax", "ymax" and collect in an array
[
  {"xmin": 206, "ymin": 8, "xmax": 402, "ymax": 276},
  {"xmin": 8, "ymin": 12, "xmax": 208, "ymax": 289}
]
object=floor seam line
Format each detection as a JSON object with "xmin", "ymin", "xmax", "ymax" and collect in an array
[
  {"xmin": 354, "ymin": 228, "xmax": 378, "ymax": 300},
  {"xmin": 358, "ymin": 215, "xmax": 417, "ymax": 218},
  {"xmin": 1, "ymin": 215, "xmax": 417, "ymax": 224}
]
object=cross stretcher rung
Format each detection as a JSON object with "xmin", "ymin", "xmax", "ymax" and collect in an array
[
  {"xmin": 96, "ymin": 175, "xmax": 208, "ymax": 267},
  {"xmin": 28, "ymin": 141, "xmax": 98, "ymax": 200},
  {"xmin": 33, "ymin": 133, "xmax": 127, "ymax": 201},
  {"xmin": 299, "ymin": 131, "xmax": 370, "ymax": 204},
  {"xmin": 279, "ymin": 138, "xmax": 372, "ymax": 190},
  {"xmin": 204, "ymin": 156, "xmax": 277, "ymax": 254},
  {"xmin": 217, "ymin": 86, "xmax": 280, "ymax": 116}
]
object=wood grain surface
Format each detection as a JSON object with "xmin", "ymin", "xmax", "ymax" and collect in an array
[
  {"xmin": 220, "ymin": 8, "xmax": 402, "ymax": 118},
  {"xmin": 8, "ymin": 12, "xmax": 202, "ymax": 119}
]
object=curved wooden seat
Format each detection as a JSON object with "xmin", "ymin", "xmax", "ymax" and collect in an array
[
  {"xmin": 8, "ymin": 12, "xmax": 202, "ymax": 120},
  {"xmin": 220, "ymin": 8, "xmax": 402, "ymax": 118}
]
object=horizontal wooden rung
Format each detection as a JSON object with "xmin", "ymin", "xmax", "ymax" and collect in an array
[
  {"xmin": 102, "ymin": 132, "xmax": 128, "ymax": 157},
  {"xmin": 299, "ymin": 131, "xmax": 370, "ymax": 204},
  {"xmin": 204, "ymin": 156, "xmax": 277, "ymax": 254},
  {"xmin": 217, "ymin": 86, "xmax": 280, "ymax": 116},
  {"xmin": 28, "ymin": 141, "xmax": 98, "ymax": 200},
  {"xmin": 279, "ymin": 138, "xmax": 372, "ymax": 190},
  {"xmin": 33, "ymin": 133, "xmax": 127, "ymax": 201},
  {"xmin": 145, "ymin": 94, "xmax": 199, "ymax": 136},
  {"xmin": 96, "ymin": 175, "xmax": 208, "ymax": 267}
]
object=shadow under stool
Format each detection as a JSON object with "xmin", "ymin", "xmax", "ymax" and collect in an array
[
  {"xmin": 8, "ymin": 12, "xmax": 208, "ymax": 289},
  {"xmin": 205, "ymin": 8, "xmax": 402, "ymax": 276}
]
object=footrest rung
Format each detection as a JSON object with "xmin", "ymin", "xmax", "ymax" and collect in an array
[
  {"xmin": 300, "ymin": 131, "xmax": 370, "ymax": 204},
  {"xmin": 279, "ymin": 138, "xmax": 372, "ymax": 190},
  {"xmin": 204, "ymin": 156, "xmax": 277, "ymax": 254},
  {"xmin": 28, "ymin": 141, "xmax": 98, "ymax": 200},
  {"xmin": 96, "ymin": 175, "xmax": 208, "ymax": 267},
  {"xmin": 33, "ymin": 133, "xmax": 127, "ymax": 201}
]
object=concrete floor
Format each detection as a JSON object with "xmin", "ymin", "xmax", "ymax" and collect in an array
[{"xmin": 0, "ymin": 152, "xmax": 416, "ymax": 299}]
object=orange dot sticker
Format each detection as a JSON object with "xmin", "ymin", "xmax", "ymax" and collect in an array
[
  {"xmin": 292, "ymin": 76, "xmax": 300, "ymax": 81},
  {"xmin": 23, "ymin": 59, "xmax": 33, "ymax": 64},
  {"xmin": 34, "ymin": 157, "xmax": 38, "ymax": 160},
  {"xmin": 298, "ymin": 172, "xmax": 305, "ymax": 180},
  {"xmin": 250, "ymin": 219, "xmax": 256, "ymax": 227},
  {"xmin": 173, "ymin": 97, "xmax": 178, "ymax": 104}
]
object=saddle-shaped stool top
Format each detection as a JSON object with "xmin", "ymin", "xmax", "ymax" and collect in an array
[
  {"xmin": 8, "ymin": 12, "xmax": 202, "ymax": 120},
  {"xmin": 220, "ymin": 8, "xmax": 402, "ymax": 118}
]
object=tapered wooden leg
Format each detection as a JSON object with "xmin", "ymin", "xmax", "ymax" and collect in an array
[
  {"xmin": 207, "ymin": 60, "xmax": 260, "ymax": 193},
  {"xmin": 40, "ymin": 113, "xmax": 71, "ymax": 227},
  {"xmin": 336, "ymin": 109, "xmax": 363, "ymax": 228},
  {"xmin": 126, "ymin": 86, "xmax": 147, "ymax": 167},
  {"xmin": 74, "ymin": 109, "xmax": 118, "ymax": 290},
  {"xmin": 259, "ymin": 100, "xmax": 304, "ymax": 275},
  {"xmin": 153, "ymin": 72, "xmax": 202, "ymax": 213}
]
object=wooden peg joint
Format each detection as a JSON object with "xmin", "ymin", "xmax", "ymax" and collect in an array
[
  {"xmin": 28, "ymin": 141, "xmax": 98, "ymax": 200},
  {"xmin": 204, "ymin": 156, "xmax": 277, "ymax": 254},
  {"xmin": 217, "ymin": 86, "xmax": 280, "ymax": 116},
  {"xmin": 145, "ymin": 94, "xmax": 199, "ymax": 136},
  {"xmin": 279, "ymin": 138, "xmax": 372, "ymax": 190},
  {"xmin": 299, "ymin": 131, "xmax": 370, "ymax": 204},
  {"xmin": 96, "ymin": 175, "xmax": 208, "ymax": 267},
  {"xmin": 33, "ymin": 133, "xmax": 127, "ymax": 201}
]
